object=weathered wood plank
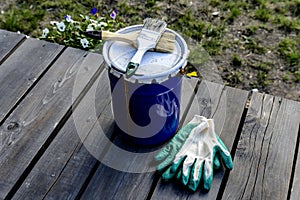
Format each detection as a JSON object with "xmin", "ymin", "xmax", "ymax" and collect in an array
[
  {"xmin": 0, "ymin": 30, "xmax": 25, "ymax": 63},
  {"xmin": 290, "ymin": 124, "xmax": 300, "ymax": 200},
  {"xmin": 0, "ymin": 47, "xmax": 104, "ymax": 199},
  {"xmin": 0, "ymin": 38, "xmax": 64, "ymax": 123},
  {"xmin": 12, "ymin": 68, "xmax": 110, "ymax": 200},
  {"xmin": 222, "ymin": 93, "xmax": 300, "ymax": 200},
  {"xmin": 79, "ymin": 77, "xmax": 199, "ymax": 200},
  {"xmin": 44, "ymin": 103, "xmax": 115, "ymax": 200},
  {"xmin": 150, "ymin": 83, "xmax": 249, "ymax": 200},
  {"xmin": 184, "ymin": 80, "xmax": 224, "ymax": 125}
]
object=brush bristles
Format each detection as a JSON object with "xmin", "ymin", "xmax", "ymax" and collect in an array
[
  {"xmin": 156, "ymin": 32, "xmax": 175, "ymax": 52},
  {"xmin": 143, "ymin": 18, "xmax": 167, "ymax": 34},
  {"xmin": 140, "ymin": 18, "xmax": 174, "ymax": 52},
  {"xmin": 132, "ymin": 31, "xmax": 175, "ymax": 53}
]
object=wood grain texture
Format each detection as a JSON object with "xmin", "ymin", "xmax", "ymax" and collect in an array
[
  {"xmin": 79, "ymin": 77, "xmax": 199, "ymax": 200},
  {"xmin": 0, "ymin": 38, "xmax": 64, "ymax": 123},
  {"xmin": 0, "ymin": 29, "xmax": 24, "ymax": 63},
  {"xmin": 12, "ymin": 68, "xmax": 110, "ymax": 200},
  {"xmin": 0, "ymin": 48, "xmax": 103, "ymax": 199},
  {"xmin": 222, "ymin": 93, "xmax": 300, "ymax": 200},
  {"xmin": 44, "ymin": 103, "xmax": 115, "ymax": 200},
  {"xmin": 290, "ymin": 123, "xmax": 300, "ymax": 200},
  {"xmin": 183, "ymin": 80, "xmax": 224, "ymax": 124},
  {"xmin": 150, "ymin": 82, "xmax": 249, "ymax": 200}
]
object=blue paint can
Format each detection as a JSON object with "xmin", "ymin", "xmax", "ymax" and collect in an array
[{"xmin": 103, "ymin": 25, "xmax": 189, "ymax": 145}]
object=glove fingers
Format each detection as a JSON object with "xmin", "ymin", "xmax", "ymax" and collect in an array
[
  {"xmin": 213, "ymin": 154, "xmax": 221, "ymax": 170},
  {"xmin": 176, "ymin": 168, "xmax": 182, "ymax": 180},
  {"xmin": 219, "ymin": 148, "xmax": 233, "ymax": 170},
  {"xmin": 203, "ymin": 159, "xmax": 214, "ymax": 191},
  {"xmin": 215, "ymin": 135, "xmax": 233, "ymax": 170},
  {"xmin": 161, "ymin": 167, "xmax": 173, "ymax": 181},
  {"xmin": 162, "ymin": 156, "xmax": 185, "ymax": 181},
  {"xmin": 187, "ymin": 159, "xmax": 204, "ymax": 192},
  {"xmin": 181, "ymin": 156, "xmax": 196, "ymax": 185}
]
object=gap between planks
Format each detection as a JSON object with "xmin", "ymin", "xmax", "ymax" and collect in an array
[
  {"xmin": 287, "ymin": 123, "xmax": 300, "ymax": 200},
  {"xmin": 0, "ymin": 30, "xmax": 26, "ymax": 66}
]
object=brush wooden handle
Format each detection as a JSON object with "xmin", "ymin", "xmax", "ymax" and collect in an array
[{"xmin": 101, "ymin": 31, "xmax": 138, "ymax": 45}]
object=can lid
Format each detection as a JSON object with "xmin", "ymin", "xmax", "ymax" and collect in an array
[{"xmin": 103, "ymin": 25, "xmax": 189, "ymax": 83}]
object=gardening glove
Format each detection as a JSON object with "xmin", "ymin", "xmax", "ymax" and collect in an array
[
  {"xmin": 155, "ymin": 115, "xmax": 209, "ymax": 172},
  {"xmin": 155, "ymin": 115, "xmax": 233, "ymax": 191},
  {"xmin": 155, "ymin": 116, "xmax": 222, "ymax": 172}
]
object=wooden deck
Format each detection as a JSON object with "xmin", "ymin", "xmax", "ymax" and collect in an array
[{"xmin": 0, "ymin": 29, "xmax": 300, "ymax": 200}]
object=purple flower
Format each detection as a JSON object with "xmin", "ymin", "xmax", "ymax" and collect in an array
[
  {"xmin": 110, "ymin": 10, "xmax": 117, "ymax": 19},
  {"xmin": 90, "ymin": 8, "xmax": 97, "ymax": 15}
]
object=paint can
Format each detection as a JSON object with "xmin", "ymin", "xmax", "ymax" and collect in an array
[{"xmin": 102, "ymin": 25, "xmax": 189, "ymax": 145}]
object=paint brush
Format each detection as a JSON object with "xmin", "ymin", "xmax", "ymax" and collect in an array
[
  {"xmin": 85, "ymin": 30, "xmax": 175, "ymax": 53},
  {"xmin": 125, "ymin": 18, "xmax": 167, "ymax": 77}
]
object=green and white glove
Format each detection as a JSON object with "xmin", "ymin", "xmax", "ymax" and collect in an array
[{"xmin": 155, "ymin": 115, "xmax": 233, "ymax": 191}]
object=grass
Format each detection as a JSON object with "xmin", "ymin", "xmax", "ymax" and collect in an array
[
  {"xmin": 243, "ymin": 37, "xmax": 267, "ymax": 54},
  {"xmin": 255, "ymin": 63, "xmax": 272, "ymax": 72},
  {"xmin": 273, "ymin": 15, "xmax": 300, "ymax": 32},
  {"xmin": 278, "ymin": 37, "xmax": 300, "ymax": 68},
  {"xmin": 254, "ymin": 8, "xmax": 271, "ymax": 22},
  {"xmin": 224, "ymin": 69, "xmax": 243, "ymax": 85},
  {"xmin": 170, "ymin": 10, "xmax": 206, "ymax": 40},
  {"xmin": 0, "ymin": 4, "xmax": 45, "ymax": 35},
  {"xmin": 245, "ymin": 26, "xmax": 258, "ymax": 36},
  {"xmin": 256, "ymin": 71, "xmax": 270, "ymax": 87},
  {"xmin": 289, "ymin": 0, "xmax": 300, "ymax": 16},
  {"xmin": 227, "ymin": 6, "xmax": 241, "ymax": 22},
  {"xmin": 295, "ymin": 70, "xmax": 300, "ymax": 82},
  {"xmin": 232, "ymin": 54, "xmax": 243, "ymax": 67}
]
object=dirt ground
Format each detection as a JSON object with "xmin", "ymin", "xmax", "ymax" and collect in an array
[{"xmin": 216, "ymin": 15, "xmax": 300, "ymax": 101}]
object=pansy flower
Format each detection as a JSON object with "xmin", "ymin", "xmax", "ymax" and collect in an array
[
  {"xmin": 80, "ymin": 38, "xmax": 89, "ymax": 48},
  {"xmin": 41, "ymin": 28, "xmax": 49, "ymax": 38},
  {"xmin": 64, "ymin": 15, "xmax": 72, "ymax": 22},
  {"xmin": 110, "ymin": 10, "xmax": 117, "ymax": 19},
  {"xmin": 50, "ymin": 21, "xmax": 58, "ymax": 25},
  {"xmin": 98, "ymin": 22, "xmax": 108, "ymax": 27},
  {"xmin": 57, "ymin": 21, "xmax": 66, "ymax": 32},
  {"xmin": 86, "ymin": 24, "xmax": 94, "ymax": 32},
  {"xmin": 90, "ymin": 8, "xmax": 97, "ymax": 15}
]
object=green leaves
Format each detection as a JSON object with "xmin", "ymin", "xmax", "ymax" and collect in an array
[{"xmin": 40, "ymin": 11, "xmax": 122, "ymax": 50}]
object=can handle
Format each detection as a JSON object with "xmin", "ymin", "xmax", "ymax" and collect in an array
[{"xmin": 126, "ymin": 62, "xmax": 139, "ymax": 77}]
